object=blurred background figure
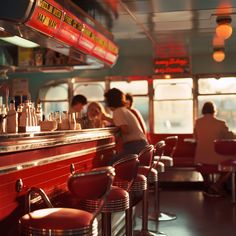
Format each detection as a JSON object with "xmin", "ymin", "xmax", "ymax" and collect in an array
[
  {"xmin": 70, "ymin": 94, "xmax": 87, "ymax": 113},
  {"xmin": 125, "ymin": 93, "xmax": 147, "ymax": 135},
  {"xmin": 83, "ymin": 101, "xmax": 110, "ymax": 128},
  {"xmin": 194, "ymin": 101, "xmax": 236, "ymax": 196}
]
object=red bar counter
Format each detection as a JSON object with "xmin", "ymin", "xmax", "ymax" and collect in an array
[{"xmin": 0, "ymin": 127, "xmax": 118, "ymax": 236}]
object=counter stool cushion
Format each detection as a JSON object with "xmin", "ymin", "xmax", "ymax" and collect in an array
[
  {"xmin": 80, "ymin": 186, "xmax": 129, "ymax": 213},
  {"xmin": 159, "ymin": 155, "xmax": 173, "ymax": 167},
  {"xmin": 20, "ymin": 208, "xmax": 97, "ymax": 235},
  {"xmin": 138, "ymin": 166, "xmax": 158, "ymax": 183},
  {"xmin": 156, "ymin": 161, "xmax": 165, "ymax": 173},
  {"xmin": 196, "ymin": 164, "xmax": 220, "ymax": 174},
  {"xmin": 219, "ymin": 160, "xmax": 236, "ymax": 172}
]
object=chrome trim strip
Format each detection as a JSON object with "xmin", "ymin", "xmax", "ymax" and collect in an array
[
  {"xmin": 0, "ymin": 128, "xmax": 117, "ymax": 153},
  {"xmin": 0, "ymin": 142, "xmax": 115, "ymax": 175}
]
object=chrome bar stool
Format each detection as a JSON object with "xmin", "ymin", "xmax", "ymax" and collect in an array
[
  {"xmin": 214, "ymin": 139, "xmax": 236, "ymax": 203},
  {"xmin": 132, "ymin": 144, "xmax": 166, "ymax": 236},
  {"xmin": 153, "ymin": 136, "xmax": 178, "ymax": 222},
  {"xmin": 144, "ymin": 141, "xmax": 166, "ymax": 235},
  {"xmin": 19, "ymin": 167, "xmax": 115, "ymax": 236},
  {"xmin": 113, "ymin": 154, "xmax": 140, "ymax": 236},
  {"xmin": 80, "ymin": 155, "xmax": 139, "ymax": 236}
]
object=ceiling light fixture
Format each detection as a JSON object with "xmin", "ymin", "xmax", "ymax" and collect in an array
[
  {"xmin": 216, "ymin": 15, "xmax": 233, "ymax": 40},
  {"xmin": 212, "ymin": 47, "xmax": 225, "ymax": 62},
  {"xmin": 0, "ymin": 36, "xmax": 39, "ymax": 48}
]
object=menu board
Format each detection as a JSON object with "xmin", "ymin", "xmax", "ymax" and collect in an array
[
  {"xmin": 154, "ymin": 57, "xmax": 190, "ymax": 75},
  {"xmin": 25, "ymin": 0, "xmax": 119, "ymax": 66}
]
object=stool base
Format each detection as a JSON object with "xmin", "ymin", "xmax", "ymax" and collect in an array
[
  {"xmin": 134, "ymin": 229, "xmax": 167, "ymax": 236},
  {"xmin": 159, "ymin": 212, "xmax": 177, "ymax": 221}
]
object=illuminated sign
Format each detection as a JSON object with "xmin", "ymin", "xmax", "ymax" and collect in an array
[
  {"xmin": 154, "ymin": 57, "xmax": 190, "ymax": 75},
  {"xmin": 25, "ymin": 0, "xmax": 118, "ymax": 66}
]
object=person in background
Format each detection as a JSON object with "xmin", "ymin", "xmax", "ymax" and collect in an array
[
  {"xmin": 125, "ymin": 93, "xmax": 147, "ymax": 135},
  {"xmin": 194, "ymin": 101, "xmax": 235, "ymax": 196},
  {"xmin": 70, "ymin": 94, "xmax": 87, "ymax": 114},
  {"xmin": 82, "ymin": 101, "xmax": 110, "ymax": 128},
  {"xmin": 104, "ymin": 88, "xmax": 148, "ymax": 164}
]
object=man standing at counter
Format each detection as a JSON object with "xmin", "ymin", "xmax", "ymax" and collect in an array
[{"xmin": 70, "ymin": 95, "xmax": 87, "ymax": 114}]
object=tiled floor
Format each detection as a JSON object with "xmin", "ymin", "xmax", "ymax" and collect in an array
[{"xmin": 134, "ymin": 189, "xmax": 236, "ymax": 236}]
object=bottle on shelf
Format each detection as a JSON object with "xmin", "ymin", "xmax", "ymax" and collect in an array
[{"xmin": 6, "ymin": 100, "xmax": 18, "ymax": 133}]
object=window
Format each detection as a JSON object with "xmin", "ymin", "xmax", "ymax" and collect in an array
[
  {"xmin": 73, "ymin": 82, "xmax": 105, "ymax": 102},
  {"xmin": 198, "ymin": 77, "xmax": 236, "ymax": 132},
  {"xmin": 153, "ymin": 78, "xmax": 193, "ymax": 133},
  {"xmin": 39, "ymin": 83, "xmax": 68, "ymax": 117}
]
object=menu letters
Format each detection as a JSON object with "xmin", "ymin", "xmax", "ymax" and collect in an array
[{"xmin": 25, "ymin": 0, "xmax": 118, "ymax": 66}]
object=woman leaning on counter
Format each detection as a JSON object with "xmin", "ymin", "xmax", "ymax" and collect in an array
[{"xmin": 103, "ymin": 88, "xmax": 148, "ymax": 164}]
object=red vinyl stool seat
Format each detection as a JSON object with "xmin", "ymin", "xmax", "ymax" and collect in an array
[
  {"xmin": 81, "ymin": 154, "xmax": 139, "ymax": 236},
  {"xmin": 156, "ymin": 161, "xmax": 165, "ymax": 173},
  {"xmin": 215, "ymin": 139, "xmax": 236, "ymax": 203},
  {"xmin": 20, "ymin": 208, "xmax": 98, "ymax": 236},
  {"xmin": 19, "ymin": 167, "xmax": 115, "ymax": 236},
  {"xmin": 155, "ymin": 136, "xmax": 177, "ymax": 169},
  {"xmin": 218, "ymin": 160, "xmax": 236, "ymax": 203},
  {"xmin": 214, "ymin": 139, "xmax": 236, "ymax": 203}
]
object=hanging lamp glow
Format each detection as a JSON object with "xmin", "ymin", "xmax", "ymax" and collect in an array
[
  {"xmin": 216, "ymin": 16, "xmax": 233, "ymax": 40},
  {"xmin": 212, "ymin": 47, "xmax": 225, "ymax": 62}
]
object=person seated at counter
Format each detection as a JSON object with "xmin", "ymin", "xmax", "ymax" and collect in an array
[
  {"xmin": 80, "ymin": 101, "xmax": 110, "ymax": 129},
  {"xmin": 104, "ymin": 88, "xmax": 148, "ymax": 164},
  {"xmin": 194, "ymin": 101, "xmax": 236, "ymax": 196}
]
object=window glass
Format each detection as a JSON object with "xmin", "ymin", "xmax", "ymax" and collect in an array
[
  {"xmin": 110, "ymin": 81, "xmax": 148, "ymax": 94},
  {"xmin": 154, "ymin": 78, "xmax": 192, "ymax": 100},
  {"xmin": 39, "ymin": 83, "xmax": 68, "ymax": 101},
  {"xmin": 198, "ymin": 77, "xmax": 236, "ymax": 132},
  {"xmin": 153, "ymin": 78, "xmax": 193, "ymax": 133},
  {"xmin": 133, "ymin": 97, "xmax": 149, "ymax": 131},
  {"xmin": 74, "ymin": 82, "xmax": 105, "ymax": 101},
  {"xmin": 39, "ymin": 83, "xmax": 68, "ymax": 116},
  {"xmin": 199, "ymin": 77, "xmax": 236, "ymax": 94},
  {"xmin": 43, "ymin": 101, "xmax": 68, "ymax": 119}
]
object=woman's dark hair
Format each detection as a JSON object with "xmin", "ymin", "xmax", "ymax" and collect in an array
[
  {"xmin": 125, "ymin": 93, "xmax": 133, "ymax": 107},
  {"xmin": 71, "ymin": 95, "xmax": 87, "ymax": 106},
  {"xmin": 202, "ymin": 101, "xmax": 216, "ymax": 115},
  {"xmin": 104, "ymin": 88, "xmax": 126, "ymax": 108}
]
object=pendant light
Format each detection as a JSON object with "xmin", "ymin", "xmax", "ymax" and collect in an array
[
  {"xmin": 212, "ymin": 47, "xmax": 225, "ymax": 62},
  {"xmin": 216, "ymin": 16, "xmax": 233, "ymax": 40}
]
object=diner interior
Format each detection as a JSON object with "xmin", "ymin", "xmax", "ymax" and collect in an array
[{"xmin": 1, "ymin": 1, "xmax": 236, "ymax": 236}]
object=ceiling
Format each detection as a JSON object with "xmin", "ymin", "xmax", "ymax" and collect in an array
[{"xmin": 75, "ymin": 0, "xmax": 236, "ymax": 59}]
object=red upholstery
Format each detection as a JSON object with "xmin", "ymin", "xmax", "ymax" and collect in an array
[
  {"xmin": 164, "ymin": 136, "xmax": 178, "ymax": 157},
  {"xmin": 20, "ymin": 208, "xmax": 93, "ymax": 229},
  {"xmin": 153, "ymin": 141, "xmax": 166, "ymax": 163},
  {"xmin": 19, "ymin": 167, "xmax": 115, "ymax": 236},
  {"xmin": 196, "ymin": 164, "xmax": 220, "ymax": 174},
  {"xmin": 138, "ymin": 145, "xmax": 154, "ymax": 167},
  {"xmin": 68, "ymin": 166, "xmax": 114, "ymax": 200},
  {"xmin": 113, "ymin": 154, "xmax": 139, "ymax": 191}
]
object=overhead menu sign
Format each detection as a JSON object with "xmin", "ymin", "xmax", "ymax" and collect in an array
[
  {"xmin": 25, "ymin": 0, "xmax": 118, "ymax": 67},
  {"xmin": 154, "ymin": 57, "xmax": 190, "ymax": 76}
]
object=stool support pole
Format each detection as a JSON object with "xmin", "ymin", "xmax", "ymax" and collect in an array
[
  {"xmin": 126, "ymin": 208, "xmax": 133, "ymax": 236},
  {"xmin": 102, "ymin": 212, "xmax": 112, "ymax": 236},
  {"xmin": 232, "ymin": 172, "xmax": 236, "ymax": 203}
]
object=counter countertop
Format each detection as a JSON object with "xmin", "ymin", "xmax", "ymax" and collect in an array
[{"xmin": 0, "ymin": 127, "xmax": 118, "ymax": 153}]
